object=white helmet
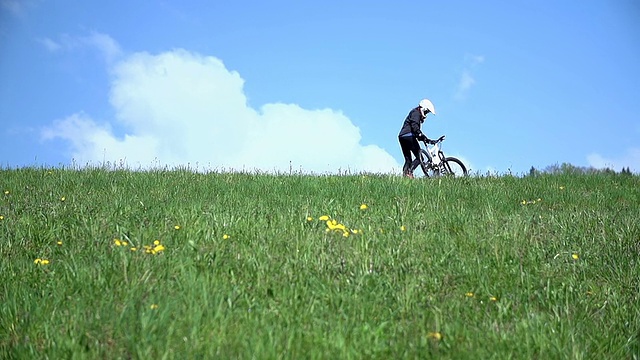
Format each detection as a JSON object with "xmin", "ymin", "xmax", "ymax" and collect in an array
[{"xmin": 419, "ymin": 98, "xmax": 436, "ymax": 116}]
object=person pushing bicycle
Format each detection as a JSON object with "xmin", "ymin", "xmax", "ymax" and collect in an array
[{"xmin": 398, "ymin": 98, "xmax": 437, "ymax": 178}]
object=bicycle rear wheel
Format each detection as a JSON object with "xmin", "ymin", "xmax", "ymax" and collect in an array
[{"xmin": 441, "ymin": 157, "xmax": 468, "ymax": 176}]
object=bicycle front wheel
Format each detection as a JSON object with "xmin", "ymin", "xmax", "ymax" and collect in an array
[{"xmin": 440, "ymin": 157, "xmax": 468, "ymax": 177}]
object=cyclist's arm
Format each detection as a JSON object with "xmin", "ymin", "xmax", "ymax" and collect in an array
[{"xmin": 408, "ymin": 109, "xmax": 425, "ymax": 138}]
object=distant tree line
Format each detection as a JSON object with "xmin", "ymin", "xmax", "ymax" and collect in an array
[{"xmin": 528, "ymin": 163, "xmax": 636, "ymax": 176}]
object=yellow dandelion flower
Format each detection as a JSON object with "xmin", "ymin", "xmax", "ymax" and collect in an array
[
  {"xmin": 490, "ymin": 296, "xmax": 498, "ymax": 301},
  {"xmin": 537, "ymin": 198, "xmax": 542, "ymax": 202},
  {"xmin": 174, "ymin": 225, "xmax": 181, "ymax": 230},
  {"xmin": 60, "ymin": 197, "xmax": 66, "ymax": 202},
  {"xmin": 3, "ymin": 190, "xmax": 9, "ymax": 195},
  {"xmin": 327, "ymin": 220, "xmax": 346, "ymax": 231},
  {"xmin": 34, "ymin": 258, "xmax": 42, "ymax": 264},
  {"xmin": 130, "ymin": 247, "xmax": 137, "ymax": 251},
  {"xmin": 114, "ymin": 239, "xmax": 123, "ymax": 246},
  {"xmin": 342, "ymin": 231, "xmax": 350, "ymax": 238},
  {"xmin": 57, "ymin": 241, "xmax": 62, "ymax": 246},
  {"xmin": 306, "ymin": 216, "xmax": 313, "ymax": 222},
  {"xmin": 465, "ymin": 292, "xmax": 474, "ymax": 297},
  {"xmin": 153, "ymin": 244, "xmax": 165, "ymax": 253},
  {"xmin": 359, "ymin": 204, "xmax": 368, "ymax": 210},
  {"xmin": 427, "ymin": 332, "xmax": 442, "ymax": 341},
  {"xmin": 318, "ymin": 215, "xmax": 330, "ymax": 221},
  {"xmin": 400, "ymin": 225, "xmax": 406, "ymax": 231},
  {"xmin": 0, "ymin": 215, "xmax": 4, "ymax": 220},
  {"xmin": 41, "ymin": 259, "xmax": 50, "ymax": 265},
  {"xmin": 223, "ymin": 234, "xmax": 230, "ymax": 240},
  {"xmin": 521, "ymin": 200, "xmax": 527, "ymax": 205},
  {"xmin": 572, "ymin": 253, "xmax": 579, "ymax": 260},
  {"xmin": 153, "ymin": 240, "xmax": 160, "ymax": 246},
  {"xmin": 559, "ymin": 186, "xmax": 565, "ymax": 190},
  {"xmin": 150, "ymin": 304, "xmax": 159, "ymax": 309}
]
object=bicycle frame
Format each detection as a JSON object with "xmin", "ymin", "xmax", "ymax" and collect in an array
[
  {"xmin": 410, "ymin": 135, "xmax": 468, "ymax": 177},
  {"xmin": 421, "ymin": 136, "xmax": 446, "ymax": 168},
  {"xmin": 426, "ymin": 142, "xmax": 442, "ymax": 166}
]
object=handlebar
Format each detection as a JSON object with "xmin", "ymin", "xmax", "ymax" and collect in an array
[{"xmin": 420, "ymin": 135, "xmax": 446, "ymax": 145}]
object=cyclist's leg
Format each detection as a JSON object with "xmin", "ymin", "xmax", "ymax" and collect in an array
[
  {"xmin": 409, "ymin": 137, "xmax": 426, "ymax": 170},
  {"xmin": 409, "ymin": 137, "xmax": 421, "ymax": 161},
  {"xmin": 408, "ymin": 137, "xmax": 422, "ymax": 177},
  {"xmin": 398, "ymin": 136, "xmax": 414, "ymax": 176}
]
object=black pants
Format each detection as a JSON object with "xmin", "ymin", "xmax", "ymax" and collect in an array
[{"xmin": 398, "ymin": 135, "xmax": 421, "ymax": 175}]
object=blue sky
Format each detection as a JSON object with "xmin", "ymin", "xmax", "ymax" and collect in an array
[{"xmin": 1, "ymin": 0, "xmax": 639, "ymax": 174}]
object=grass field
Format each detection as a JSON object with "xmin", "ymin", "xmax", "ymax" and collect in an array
[{"xmin": 1, "ymin": 168, "xmax": 639, "ymax": 359}]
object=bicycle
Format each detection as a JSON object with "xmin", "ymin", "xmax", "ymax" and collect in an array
[{"xmin": 410, "ymin": 135, "xmax": 468, "ymax": 177}]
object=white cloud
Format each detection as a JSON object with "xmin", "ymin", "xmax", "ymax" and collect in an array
[
  {"xmin": 456, "ymin": 71, "xmax": 475, "ymax": 97},
  {"xmin": 39, "ymin": 32, "xmax": 122, "ymax": 63},
  {"xmin": 467, "ymin": 54, "xmax": 485, "ymax": 65},
  {"xmin": 43, "ymin": 48, "xmax": 400, "ymax": 174},
  {"xmin": 1, "ymin": 0, "xmax": 26, "ymax": 15},
  {"xmin": 454, "ymin": 54, "xmax": 484, "ymax": 100},
  {"xmin": 38, "ymin": 37, "xmax": 62, "ymax": 52},
  {"xmin": 83, "ymin": 32, "xmax": 122, "ymax": 63},
  {"xmin": 587, "ymin": 148, "xmax": 640, "ymax": 173},
  {"xmin": 41, "ymin": 113, "xmax": 160, "ymax": 165}
]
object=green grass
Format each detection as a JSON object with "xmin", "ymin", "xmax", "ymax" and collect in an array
[{"xmin": 1, "ymin": 168, "xmax": 639, "ymax": 359}]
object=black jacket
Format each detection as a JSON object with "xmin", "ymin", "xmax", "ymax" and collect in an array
[{"xmin": 398, "ymin": 107, "xmax": 424, "ymax": 138}]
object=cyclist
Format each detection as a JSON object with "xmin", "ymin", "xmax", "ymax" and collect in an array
[{"xmin": 398, "ymin": 99, "xmax": 437, "ymax": 178}]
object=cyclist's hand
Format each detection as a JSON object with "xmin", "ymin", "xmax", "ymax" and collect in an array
[
  {"xmin": 417, "ymin": 134, "xmax": 427, "ymax": 141},
  {"xmin": 429, "ymin": 139, "xmax": 437, "ymax": 145}
]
